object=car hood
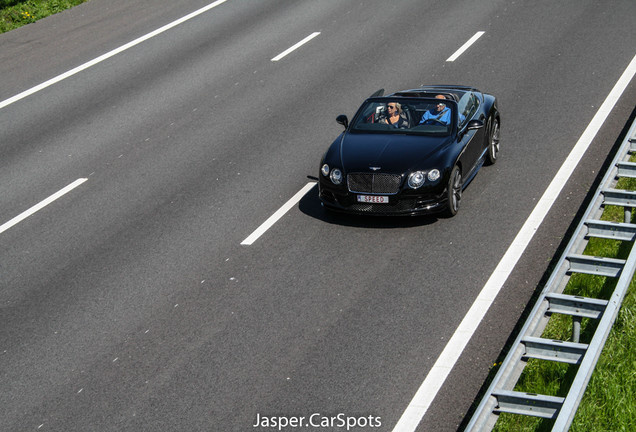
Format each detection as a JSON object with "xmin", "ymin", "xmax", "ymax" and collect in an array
[{"xmin": 339, "ymin": 132, "xmax": 452, "ymax": 173}]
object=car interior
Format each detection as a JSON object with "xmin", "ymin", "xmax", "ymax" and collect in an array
[{"xmin": 353, "ymin": 90, "xmax": 479, "ymax": 135}]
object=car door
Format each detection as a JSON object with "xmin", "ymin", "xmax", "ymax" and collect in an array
[{"xmin": 457, "ymin": 92, "xmax": 486, "ymax": 179}]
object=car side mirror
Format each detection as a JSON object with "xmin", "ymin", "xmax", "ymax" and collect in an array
[
  {"xmin": 336, "ymin": 114, "xmax": 349, "ymax": 129},
  {"xmin": 467, "ymin": 119, "xmax": 484, "ymax": 130}
]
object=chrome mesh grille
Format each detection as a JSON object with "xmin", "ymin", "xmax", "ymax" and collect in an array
[{"xmin": 347, "ymin": 173, "xmax": 402, "ymax": 194}]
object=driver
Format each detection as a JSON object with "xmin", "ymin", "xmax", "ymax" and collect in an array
[{"xmin": 419, "ymin": 94, "xmax": 451, "ymax": 125}]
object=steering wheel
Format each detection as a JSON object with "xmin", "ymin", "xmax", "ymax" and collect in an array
[{"xmin": 421, "ymin": 119, "xmax": 445, "ymax": 126}]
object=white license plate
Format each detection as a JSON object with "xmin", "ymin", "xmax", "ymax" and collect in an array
[{"xmin": 357, "ymin": 195, "xmax": 389, "ymax": 204}]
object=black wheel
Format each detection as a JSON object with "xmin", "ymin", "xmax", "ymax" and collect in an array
[
  {"xmin": 486, "ymin": 117, "xmax": 500, "ymax": 165},
  {"xmin": 444, "ymin": 165, "xmax": 462, "ymax": 217}
]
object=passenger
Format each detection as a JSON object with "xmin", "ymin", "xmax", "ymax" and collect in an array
[
  {"xmin": 419, "ymin": 94, "xmax": 451, "ymax": 125},
  {"xmin": 380, "ymin": 102, "xmax": 409, "ymax": 128}
]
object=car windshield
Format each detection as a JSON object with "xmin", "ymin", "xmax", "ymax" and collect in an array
[{"xmin": 349, "ymin": 98, "xmax": 455, "ymax": 136}]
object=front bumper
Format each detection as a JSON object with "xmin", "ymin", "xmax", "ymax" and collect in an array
[{"xmin": 319, "ymin": 182, "xmax": 448, "ymax": 216}]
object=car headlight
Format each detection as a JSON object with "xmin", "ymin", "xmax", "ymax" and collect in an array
[
  {"xmin": 321, "ymin": 164, "xmax": 330, "ymax": 176},
  {"xmin": 330, "ymin": 168, "xmax": 343, "ymax": 185},
  {"xmin": 408, "ymin": 171, "xmax": 426, "ymax": 189},
  {"xmin": 427, "ymin": 169, "xmax": 441, "ymax": 182}
]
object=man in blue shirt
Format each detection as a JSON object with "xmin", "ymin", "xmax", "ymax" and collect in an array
[{"xmin": 419, "ymin": 94, "xmax": 451, "ymax": 125}]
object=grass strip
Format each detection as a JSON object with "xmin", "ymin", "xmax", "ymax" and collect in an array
[
  {"xmin": 1, "ymin": 0, "xmax": 89, "ymax": 34},
  {"xmin": 493, "ymin": 165, "xmax": 636, "ymax": 431}
]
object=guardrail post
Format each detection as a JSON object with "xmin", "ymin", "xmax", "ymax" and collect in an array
[{"xmin": 572, "ymin": 316, "xmax": 581, "ymax": 343}]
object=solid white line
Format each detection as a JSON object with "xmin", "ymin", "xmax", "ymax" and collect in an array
[
  {"xmin": 392, "ymin": 52, "xmax": 636, "ymax": 432},
  {"xmin": 446, "ymin": 31, "xmax": 485, "ymax": 62},
  {"xmin": 0, "ymin": 0, "xmax": 229, "ymax": 110},
  {"xmin": 0, "ymin": 178, "xmax": 88, "ymax": 235},
  {"xmin": 241, "ymin": 182, "xmax": 316, "ymax": 245},
  {"xmin": 271, "ymin": 32, "xmax": 321, "ymax": 62}
]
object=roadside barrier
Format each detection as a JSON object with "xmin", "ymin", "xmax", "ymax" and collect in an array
[{"xmin": 464, "ymin": 115, "xmax": 636, "ymax": 431}]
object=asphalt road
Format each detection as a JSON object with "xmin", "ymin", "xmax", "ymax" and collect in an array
[{"xmin": 1, "ymin": 1, "xmax": 635, "ymax": 431}]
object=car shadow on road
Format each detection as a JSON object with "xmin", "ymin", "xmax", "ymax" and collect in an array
[{"xmin": 298, "ymin": 180, "xmax": 439, "ymax": 228}]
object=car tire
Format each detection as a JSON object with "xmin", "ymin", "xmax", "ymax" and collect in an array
[
  {"xmin": 444, "ymin": 165, "xmax": 462, "ymax": 217},
  {"xmin": 485, "ymin": 117, "xmax": 500, "ymax": 165}
]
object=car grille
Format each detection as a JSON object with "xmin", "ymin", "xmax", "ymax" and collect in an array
[{"xmin": 347, "ymin": 173, "xmax": 402, "ymax": 194}]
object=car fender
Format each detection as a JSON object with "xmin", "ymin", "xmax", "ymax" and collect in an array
[{"xmin": 321, "ymin": 133, "xmax": 345, "ymax": 166}]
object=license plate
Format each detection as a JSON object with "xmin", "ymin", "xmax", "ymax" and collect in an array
[{"xmin": 357, "ymin": 195, "xmax": 389, "ymax": 204}]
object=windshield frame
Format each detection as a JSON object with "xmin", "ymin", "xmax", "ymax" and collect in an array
[{"xmin": 347, "ymin": 97, "xmax": 458, "ymax": 137}]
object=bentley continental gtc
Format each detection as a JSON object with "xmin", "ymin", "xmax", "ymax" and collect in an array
[{"xmin": 318, "ymin": 85, "xmax": 500, "ymax": 217}]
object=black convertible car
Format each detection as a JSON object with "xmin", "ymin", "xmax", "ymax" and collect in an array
[{"xmin": 319, "ymin": 85, "xmax": 500, "ymax": 216}]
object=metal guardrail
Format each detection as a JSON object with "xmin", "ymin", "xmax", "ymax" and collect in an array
[{"xmin": 465, "ymin": 115, "xmax": 636, "ymax": 431}]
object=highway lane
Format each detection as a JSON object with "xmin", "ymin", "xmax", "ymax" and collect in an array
[{"xmin": 1, "ymin": 0, "xmax": 635, "ymax": 431}]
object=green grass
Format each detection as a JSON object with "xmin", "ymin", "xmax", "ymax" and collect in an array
[
  {"xmin": 493, "ymin": 167, "xmax": 636, "ymax": 431},
  {"xmin": 0, "ymin": 0, "xmax": 89, "ymax": 34}
]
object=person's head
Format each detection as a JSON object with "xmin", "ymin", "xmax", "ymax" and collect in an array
[
  {"xmin": 387, "ymin": 102, "xmax": 402, "ymax": 116},
  {"xmin": 434, "ymin": 95, "xmax": 446, "ymax": 112}
]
